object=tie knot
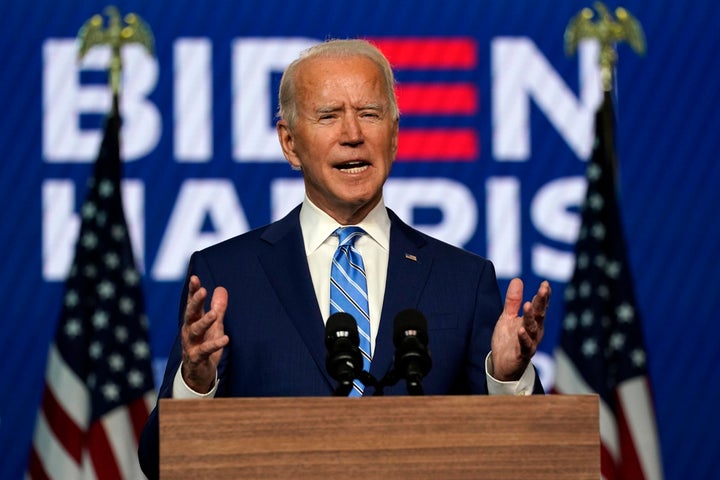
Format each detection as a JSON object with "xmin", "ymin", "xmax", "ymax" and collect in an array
[{"xmin": 334, "ymin": 226, "xmax": 365, "ymax": 247}]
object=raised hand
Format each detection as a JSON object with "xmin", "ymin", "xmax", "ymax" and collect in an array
[
  {"xmin": 180, "ymin": 275, "xmax": 230, "ymax": 393},
  {"xmin": 490, "ymin": 278, "xmax": 551, "ymax": 381}
]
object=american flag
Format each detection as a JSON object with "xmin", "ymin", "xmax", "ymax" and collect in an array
[
  {"xmin": 27, "ymin": 98, "xmax": 155, "ymax": 479},
  {"xmin": 554, "ymin": 92, "xmax": 663, "ymax": 480}
]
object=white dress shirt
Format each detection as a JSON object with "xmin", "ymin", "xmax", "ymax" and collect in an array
[
  {"xmin": 173, "ymin": 196, "xmax": 535, "ymax": 398},
  {"xmin": 301, "ymin": 196, "xmax": 390, "ymax": 354}
]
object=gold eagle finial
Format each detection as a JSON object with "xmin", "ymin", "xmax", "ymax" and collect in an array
[
  {"xmin": 77, "ymin": 6, "xmax": 155, "ymax": 97},
  {"xmin": 565, "ymin": 2, "xmax": 645, "ymax": 91}
]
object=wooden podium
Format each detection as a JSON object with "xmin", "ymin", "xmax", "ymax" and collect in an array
[{"xmin": 159, "ymin": 395, "xmax": 598, "ymax": 479}]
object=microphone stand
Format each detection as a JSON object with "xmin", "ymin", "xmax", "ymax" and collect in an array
[
  {"xmin": 332, "ymin": 370, "xmax": 381, "ymax": 396},
  {"xmin": 375, "ymin": 368, "xmax": 425, "ymax": 396}
]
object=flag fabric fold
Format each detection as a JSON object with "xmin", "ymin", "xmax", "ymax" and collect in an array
[
  {"xmin": 27, "ymin": 100, "xmax": 155, "ymax": 479},
  {"xmin": 554, "ymin": 92, "xmax": 663, "ymax": 480}
]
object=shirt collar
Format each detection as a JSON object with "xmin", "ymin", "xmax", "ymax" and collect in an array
[{"xmin": 299, "ymin": 196, "xmax": 391, "ymax": 255}]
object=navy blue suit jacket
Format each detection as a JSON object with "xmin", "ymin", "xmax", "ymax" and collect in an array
[{"xmin": 138, "ymin": 205, "xmax": 543, "ymax": 478}]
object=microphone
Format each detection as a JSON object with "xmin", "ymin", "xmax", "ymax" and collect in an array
[
  {"xmin": 393, "ymin": 309, "xmax": 432, "ymax": 395},
  {"xmin": 325, "ymin": 312, "xmax": 363, "ymax": 396}
]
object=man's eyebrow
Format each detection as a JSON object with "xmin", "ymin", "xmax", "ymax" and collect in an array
[
  {"xmin": 313, "ymin": 103, "xmax": 385, "ymax": 115},
  {"xmin": 315, "ymin": 105, "xmax": 343, "ymax": 114},
  {"xmin": 357, "ymin": 103, "xmax": 383, "ymax": 111}
]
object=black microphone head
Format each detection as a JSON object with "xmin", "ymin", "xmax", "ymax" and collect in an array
[
  {"xmin": 393, "ymin": 309, "xmax": 429, "ymax": 347},
  {"xmin": 393, "ymin": 309, "xmax": 432, "ymax": 391},
  {"xmin": 325, "ymin": 312, "xmax": 359, "ymax": 350},
  {"xmin": 325, "ymin": 312, "xmax": 363, "ymax": 392}
]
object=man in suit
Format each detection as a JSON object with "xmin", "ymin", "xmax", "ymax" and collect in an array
[{"xmin": 138, "ymin": 38, "xmax": 550, "ymax": 478}]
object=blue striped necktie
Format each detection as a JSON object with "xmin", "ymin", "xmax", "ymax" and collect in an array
[{"xmin": 330, "ymin": 226, "xmax": 371, "ymax": 396}]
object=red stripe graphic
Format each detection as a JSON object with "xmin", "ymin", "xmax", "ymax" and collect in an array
[
  {"xmin": 397, "ymin": 83, "xmax": 477, "ymax": 115},
  {"xmin": 370, "ymin": 37, "xmax": 480, "ymax": 161},
  {"xmin": 397, "ymin": 129, "xmax": 478, "ymax": 161},
  {"xmin": 369, "ymin": 38, "xmax": 477, "ymax": 69}
]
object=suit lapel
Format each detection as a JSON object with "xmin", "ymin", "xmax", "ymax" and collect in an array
[
  {"xmin": 371, "ymin": 210, "xmax": 432, "ymax": 383},
  {"xmin": 255, "ymin": 206, "xmax": 435, "ymax": 392},
  {"xmin": 257, "ymin": 207, "xmax": 335, "ymax": 389}
]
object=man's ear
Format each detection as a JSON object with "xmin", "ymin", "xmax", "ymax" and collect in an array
[{"xmin": 277, "ymin": 120, "xmax": 301, "ymax": 169}]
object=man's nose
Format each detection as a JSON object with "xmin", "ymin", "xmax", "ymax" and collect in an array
[{"xmin": 340, "ymin": 115, "xmax": 363, "ymax": 145}]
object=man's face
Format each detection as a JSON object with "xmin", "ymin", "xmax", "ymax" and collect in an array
[{"xmin": 277, "ymin": 55, "xmax": 399, "ymax": 224}]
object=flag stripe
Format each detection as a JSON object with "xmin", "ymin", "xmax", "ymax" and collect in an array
[
  {"xmin": 601, "ymin": 443, "xmax": 615, "ymax": 480},
  {"xmin": 396, "ymin": 84, "xmax": 478, "ymax": 115},
  {"xmin": 129, "ymin": 393, "xmax": 154, "ymax": 440},
  {"xmin": 81, "ymin": 451, "xmax": 99, "ymax": 480},
  {"xmin": 615, "ymin": 388, "xmax": 645, "ymax": 480},
  {"xmin": 46, "ymin": 344, "xmax": 89, "ymax": 428},
  {"xmin": 555, "ymin": 348, "xmax": 620, "ymax": 460},
  {"xmin": 600, "ymin": 400, "xmax": 620, "ymax": 464},
  {"xmin": 397, "ymin": 129, "xmax": 478, "ymax": 161},
  {"xmin": 27, "ymin": 444, "xmax": 52, "ymax": 480},
  {"xmin": 40, "ymin": 383, "xmax": 84, "ymax": 463},
  {"xmin": 88, "ymin": 422, "xmax": 123, "ymax": 479},
  {"xmin": 103, "ymin": 406, "xmax": 147, "ymax": 479},
  {"xmin": 30, "ymin": 412, "xmax": 82, "ymax": 479},
  {"xmin": 618, "ymin": 378, "xmax": 663, "ymax": 479}
]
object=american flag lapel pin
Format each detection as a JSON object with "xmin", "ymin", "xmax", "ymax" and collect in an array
[{"xmin": 405, "ymin": 253, "xmax": 417, "ymax": 262}]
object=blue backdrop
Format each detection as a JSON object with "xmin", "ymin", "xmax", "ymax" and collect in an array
[{"xmin": 2, "ymin": 1, "xmax": 719, "ymax": 478}]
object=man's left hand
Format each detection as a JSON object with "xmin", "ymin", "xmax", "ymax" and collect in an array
[{"xmin": 490, "ymin": 278, "xmax": 551, "ymax": 381}]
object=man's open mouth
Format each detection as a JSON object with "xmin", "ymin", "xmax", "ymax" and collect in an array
[{"xmin": 335, "ymin": 161, "xmax": 370, "ymax": 173}]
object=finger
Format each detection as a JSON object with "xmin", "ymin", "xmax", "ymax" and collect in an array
[
  {"xmin": 210, "ymin": 286, "xmax": 228, "ymax": 324},
  {"xmin": 532, "ymin": 280, "xmax": 551, "ymax": 317},
  {"xmin": 502, "ymin": 278, "xmax": 524, "ymax": 317},
  {"xmin": 185, "ymin": 287, "xmax": 228, "ymax": 343},
  {"xmin": 517, "ymin": 327, "xmax": 534, "ymax": 357},
  {"xmin": 192, "ymin": 334, "xmax": 229, "ymax": 360},
  {"xmin": 188, "ymin": 274, "xmax": 201, "ymax": 293},
  {"xmin": 186, "ymin": 275, "xmax": 203, "ymax": 306},
  {"xmin": 185, "ymin": 309, "xmax": 216, "ymax": 343},
  {"xmin": 185, "ymin": 287, "xmax": 228, "ymax": 342},
  {"xmin": 523, "ymin": 282, "xmax": 550, "ymax": 328},
  {"xmin": 194, "ymin": 287, "xmax": 228, "ymax": 336},
  {"xmin": 521, "ymin": 301, "xmax": 539, "ymax": 337},
  {"xmin": 185, "ymin": 283, "xmax": 208, "ymax": 324}
]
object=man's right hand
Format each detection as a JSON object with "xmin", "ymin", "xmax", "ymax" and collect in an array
[{"xmin": 180, "ymin": 275, "xmax": 229, "ymax": 394}]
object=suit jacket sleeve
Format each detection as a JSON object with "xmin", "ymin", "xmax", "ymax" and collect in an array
[{"xmin": 138, "ymin": 250, "xmax": 212, "ymax": 480}]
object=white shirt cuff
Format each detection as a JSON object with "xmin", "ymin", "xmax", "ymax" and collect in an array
[
  {"xmin": 172, "ymin": 362, "xmax": 219, "ymax": 399},
  {"xmin": 485, "ymin": 352, "xmax": 536, "ymax": 396}
]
